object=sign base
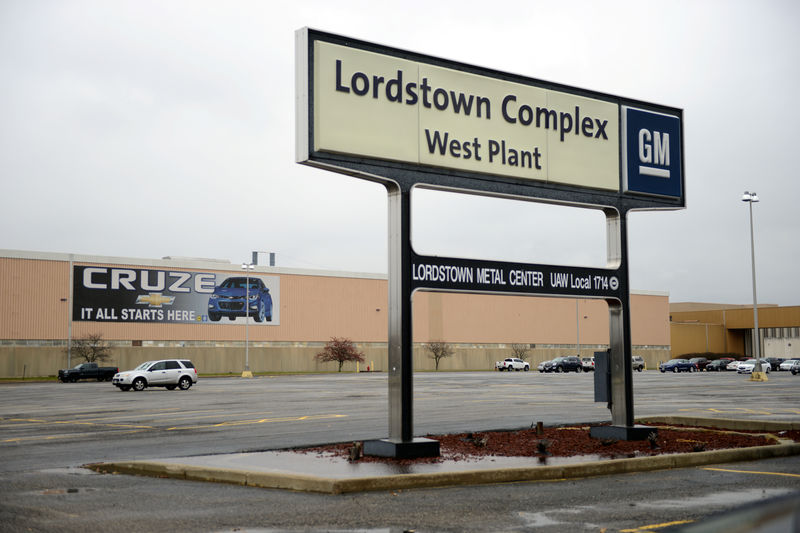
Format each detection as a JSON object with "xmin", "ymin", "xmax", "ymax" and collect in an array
[
  {"xmin": 749, "ymin": 372, "xmax": 769, "ymax": 382},
  {"xmin": 590, "ymin": 425, "xmax": 656, "ymax": 441},
  {"xmin": 241, "ymin": 370, "xmax": 253, "ymax": 378},
  {"xmin": 364, "ymin": 438, "xmax": 440, "ymax": 459}
]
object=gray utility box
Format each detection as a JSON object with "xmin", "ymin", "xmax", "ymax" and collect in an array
[{"xmin": 594, "ymin": 350, "xmax": 611, "ymax": 403}]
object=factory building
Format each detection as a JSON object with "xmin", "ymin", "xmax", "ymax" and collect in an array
[{"xmin": 1, "ymin": 249, "xmax": 673, "ymax": 377}]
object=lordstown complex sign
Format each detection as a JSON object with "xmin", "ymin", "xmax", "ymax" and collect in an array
[
  {"xmin": 298, "ymin": 29, "xmax": 683, "ymax": 205},
  {"xmin": 296, "ymin": 28, "xmax": 684, "ymax": 456}
]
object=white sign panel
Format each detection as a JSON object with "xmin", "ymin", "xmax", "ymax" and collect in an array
[{"xmin": 302, "ymin": 35, "xmax": 620, "ymax": 191}]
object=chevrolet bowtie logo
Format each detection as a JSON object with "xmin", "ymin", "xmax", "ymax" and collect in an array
[{"xmin": 136, "ymin": 293, "xmax": 176, "ymax": 307}]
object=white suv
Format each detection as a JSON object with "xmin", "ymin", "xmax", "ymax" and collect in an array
[{"xmin": 113, "ymin": 359, "xmax": 198, "ymax": 392}]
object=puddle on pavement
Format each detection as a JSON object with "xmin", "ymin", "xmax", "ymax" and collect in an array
[
  {"xmin": 38, "ymin": 466, "xmax": 100, "ymax": 476},
  {"xmin": 636, "ymin": 488, "xmax": 794, "ymax": 509},
  {"xmin": 159, "ymin": 450, "xmax": 608, "ymax": 478},
  {"xmin": 216, "ymin": 529, "xmax": 408, "ymax": 533}
]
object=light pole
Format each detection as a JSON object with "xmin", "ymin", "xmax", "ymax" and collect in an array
[
  {"xmin": 742, "ymin": 191, "xmax": 764, "ymax": 379},
  {"xmin": 576, "ymin": 300, "xmax": 587, "ymax": 356},
  {"xmin": 241, "ymin": 262, "xmax": 255, "ymax": 378}
]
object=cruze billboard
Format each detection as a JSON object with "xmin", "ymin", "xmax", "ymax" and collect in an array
[{"xmin": 72, "ymin": 265, "xmax": 280, "ymax": 325}]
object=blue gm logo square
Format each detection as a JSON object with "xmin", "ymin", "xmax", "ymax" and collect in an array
[{"xmin": 623, "ymin": 106, "xmax": 682, "ymax": 199}]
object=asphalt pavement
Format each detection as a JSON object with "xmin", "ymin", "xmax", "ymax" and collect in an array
[{"xmin": 2, "ymin": 370, "xmax": 799, "ymax": 531}]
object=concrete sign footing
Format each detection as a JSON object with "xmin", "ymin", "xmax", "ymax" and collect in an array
[
  {"xmin": 363, "ymin": 437, "xmax": 440, "ymax": 459},
  {"xmin": 590, "ymin": 425, "xmax": 657, "ymax": 441}
]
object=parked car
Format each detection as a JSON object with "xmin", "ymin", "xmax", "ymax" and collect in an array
[
  {"xmin": 659, "ymin": 359, "xmax": 697, "ymax": 373},
  {"xmin": 581, "ymin": 357, "xmax": 595, "ymax": 372},
  {"xmin": 207, "ymin": 277, "xmax": 273, "ymax": 322},
  {"xmin": 790, "ymin": 360, "xmax": 800, "ymax": 375},
  {"xmin": 726, "ymin": 359, "xmax": 742, "ymax": 371},
  {"xmin": 538, "ymin": 359, "xmax": 553, "ymax": 373},
  {"xmin": 706, "ymin": 359, "xmax": 733, "ymax": 371},
  {"xmin": 545, "ymin": 356, "xmax": 583, "ymax": 373},
  {"xmin": 765, "ymin": 357, "xmax": 785, "ymax": 370},
  {"xmin": 688, "ymin": 357, "xmax": 710, "ymax": 371},
  {"xmin": 495, "ymin": 357, "xmax": 530, "ymax": 371},
  {"xmin": 113, "ymin": 359, "xmax": 198, "ymax": 391},
  {"xmin": 737, "ymin": 359, "xmax": 772, "ymax": 374},
  {"xmin": 779, "ymin": 358, "xmax": 800, "ymax": 371},
  {"xmin": 631, "ymin": 356, "xmax": 645, "ymax": 372},
  {"xmin": 58, "ymin": 362, "xmax": 119, "ymax": 383}
]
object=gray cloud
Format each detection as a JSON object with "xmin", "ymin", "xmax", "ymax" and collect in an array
[{"xmin": 1, "ymin": 0, "xmax": 798, "ymax": 305}]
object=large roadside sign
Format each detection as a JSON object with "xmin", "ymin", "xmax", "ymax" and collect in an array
[
  {"xmin": 295, "ymin": 28, "xmax": 685, "ymax": 456},
  {"xmin": 296, "ymin": 28, "xmax": 684, "ymax": 209}
]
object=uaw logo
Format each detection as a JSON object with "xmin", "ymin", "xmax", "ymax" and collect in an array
[
  {"xmin": 136, "ymin": 293, "xmax": 176, "ymax": 308},
  {"xmin": 623, "ymin": 106, "xmax": 682, "ymax": 199}
]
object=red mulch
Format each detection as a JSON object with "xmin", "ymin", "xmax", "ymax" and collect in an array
[{"xmin": 299, "ymin": 426, "xmax": 800, "ymax": 466}]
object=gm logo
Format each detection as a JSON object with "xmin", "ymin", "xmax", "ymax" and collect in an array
[{"xmin": 622, "ymin": 106, "xmax": 682, "ymax": 199}]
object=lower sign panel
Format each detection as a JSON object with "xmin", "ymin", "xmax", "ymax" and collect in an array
[{"xmin": 411, "ymin": 253, "xmax": 622, "ymax": 299}]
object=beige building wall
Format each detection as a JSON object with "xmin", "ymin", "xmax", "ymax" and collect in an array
[
  {"xmin": 669, "ymin": 303, "xmax": 800, "ymax": 357},
  {"xmin": 670, "ymin": 322, "xmax": 728, "ymax": 356},
  {"xmin": 1, "ymin": 251, "xmax": 671, "ymax": 377}
]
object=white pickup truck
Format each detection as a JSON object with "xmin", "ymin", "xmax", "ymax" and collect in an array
[{"xmin": 495, "ymin": 357, "xmax": 530, "ymax": 371}]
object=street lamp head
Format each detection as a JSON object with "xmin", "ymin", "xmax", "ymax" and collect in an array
[{"xmin": 742, "ymin": 191, "xmax": 759, "ymax": 203}]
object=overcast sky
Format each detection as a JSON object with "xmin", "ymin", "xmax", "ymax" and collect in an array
[{"xmin": 1, "ymin": 0, "xmax": 798, "ymax": 305}]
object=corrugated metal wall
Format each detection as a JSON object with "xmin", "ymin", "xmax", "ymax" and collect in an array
[{"xmin": 0, "ymin": 258, "xmax": 68, "ymax": 339}]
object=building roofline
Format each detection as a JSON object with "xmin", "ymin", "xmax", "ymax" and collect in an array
[
  {"xmin": 0, "ymin": 248, "xmax": 669, "ymax": 296},
  {"xmin": 0, "ymin": 249, "xmax": 386, "ymax": 280}
]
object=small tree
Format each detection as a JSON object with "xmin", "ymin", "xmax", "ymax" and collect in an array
[
  {"xmin": 315, "ymin": 337, "xmax": 365, "ymax": 372},
  {"xmin": 510, "ymin": 343, "xmax": 530, "ymax": 361},
  {"xmin": 423, "ymin": 341, "xmax": 454, "ymax": 371},
  {"xmin": 70, "ymin": 333, "xmax": 113, "ymax": 364}
]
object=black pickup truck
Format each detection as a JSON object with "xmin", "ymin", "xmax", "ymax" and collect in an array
[{"xmin": 58, "ymin": 362, "xmax": 119, "ymax": 383}]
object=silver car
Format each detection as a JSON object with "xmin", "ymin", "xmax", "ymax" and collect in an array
[
  {"xmin": 736, "ymin": 359, "xmax": 771, "ymax": 374},
  {"xmin": 113, "ymin": 359, "xmax": 198, "ymax": 392},
  {"xmin": 726, "ymin": 359, "xmax": 741, "ymax": 371}
]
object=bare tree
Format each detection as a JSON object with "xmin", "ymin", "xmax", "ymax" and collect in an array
[
  {"xmin": 315, "ymin": 337, "xmax": 365, "ymax": 372},
  {"xmin": 510, "ymin": 343, "xmax": 530, "ymax": 361},
  {"xmin": 423, "ymin": 341, "xmax": 454, "ymax": 371},
  {"xmin": 69, "ymin": 333, "xmax": 113, "ymax": 363}
]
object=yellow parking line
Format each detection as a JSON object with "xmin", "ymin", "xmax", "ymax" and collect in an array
[
  {"xmin": 69, "ymin": 407, "xmax": 182, "ymax": 419},
  {"xmin": 2, "ymin": 414, "xmax": 349, "ymax": 441},
  {"xmin": 620, "ymin": 519, "xmax": 694, "ymax": 532},
  {"xmin": 64, "ymin": 409, "xmax": 220, "ymax": 422},
  {"xmin": 2, "ymin": 429, "xmax": 150, "ymax": 443},
  {"xmin": 2, "ymin": 418, "xmax": 156, "ymax": 429},
  {"xmin": 678, "ymin": 407, "xmax": 800, "ymax": 415},
  {"xmin": 0, "ymin": 409, "xmax": 235, "ymax": 427},
  {"xmin": 702, "ymin": 467, "xmax": 800, "ymax": 479},
  {"xmin": 165, "ymin": 413, "xmax": 348, "ymax": 431}
]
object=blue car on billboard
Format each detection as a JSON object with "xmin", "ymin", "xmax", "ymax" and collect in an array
[{"xmin": 207, "ymin": 277, "xmax": 272, "ymax": 322}]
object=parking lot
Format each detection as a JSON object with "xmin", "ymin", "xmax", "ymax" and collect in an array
[{"xmin": 1, "ymin": 371, "xmax": 799, "ymax": 531}]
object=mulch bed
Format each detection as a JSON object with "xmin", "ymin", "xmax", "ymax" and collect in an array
[{"xmin": 300, "ymin": 425, "xmax": 800, "ymax": 466}]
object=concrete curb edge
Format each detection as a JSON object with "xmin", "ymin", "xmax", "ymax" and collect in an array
[{"xmin": 87, "ymin": 442, "xmax": 800, "ymax": 494}]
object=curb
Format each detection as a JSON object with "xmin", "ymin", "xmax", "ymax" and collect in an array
[
  {"xmin": 637, "ymin": 415, "xmax": 800, "ymax": 432},
  {"xmin": 87, "ymin": 441, "xmax": 800, "ymax": 495}
]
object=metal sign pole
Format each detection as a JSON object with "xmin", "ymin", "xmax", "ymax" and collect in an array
[
  {"xmin": 591, "ymin": 209, "xmax": 651, "ymax": 440},
  {"xmin": 387, "ymin": 183, "xmax": 412, "ymax": 442},
  {"xmin": 364, "ymin": 183, "xmax": 440, "ymax": 458}
]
